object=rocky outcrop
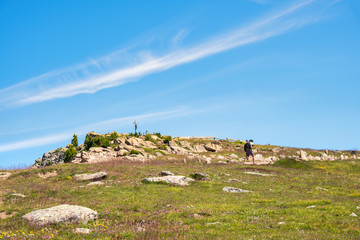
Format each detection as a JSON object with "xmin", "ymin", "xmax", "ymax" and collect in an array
[
  {"xmin": 34, "ymin": 148, "xmax": 67, "ymax": 167},
  {"xmin": 142, "ymin": 176, "xmax": 195, "ymax": 186},
  {"xmin": 73, "ymin": 172, "xmax": 107, "ymax": 181},
  {"xmin": 0, "ymin": 172, "xmax": 11, "ymax": 180},
  {"xmin": 22, "ymin": 204, "xmax": 97, "ymax": 226}
]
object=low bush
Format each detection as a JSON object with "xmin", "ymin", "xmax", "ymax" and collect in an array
[
  {"xmin": 84, "ymin": 135, "xmax": 110, "ymax": 150},
  {"xmin": 64, "ymin": 146, "xmax": 77, "ymax": 163},
  {"xmin": 129, "ymin": 149, "xmax": 141, "ymax": 155},
  {"xmin": 163, "ymin": 136, "xmax": 172, "ymax": 144}
]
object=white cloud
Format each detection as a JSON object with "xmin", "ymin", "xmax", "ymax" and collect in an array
[
  {"xmin": 0, "ymin": 0, "xmax": 318, "ymax": 109},
  {"xmin": 0, "ymin": 107, "xmax": 188, "ymax": 153}
]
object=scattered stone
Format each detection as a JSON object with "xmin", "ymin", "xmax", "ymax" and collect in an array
[
  {"xmin": 218, "ymin": 161, "xmax": 228, "ymax": 164},
  {"xmin": 277, "ymin": 222, "xmax": 285, "ymax": 225},
  {"xmin": 159, "ymin": 171, "xmax": 174, "ymax": 176},
  {"xmin": 206, "ymin": 222, "xmax": 221, "ymax": 225},
  {"xmin": 0, "ymin": 212, "xmax": 15, "ymax": 219},
  {"xmin": 75, "ymin": 228, "xmax": 92, "ymax": 234},
  {"xmin": 11, "ymin": 193, "xmax": 26, "ymax": 198},
  {"xmin": 38, "ymin": 171, "xmax": 58, "ymax": 179},
  {"xmin": 193, "ymin": 213, "xmax": 202, "ymax": 219},
  {"xmin": 191, "ymin": 172, "xmax": 210, "ymax": 180},
  {"xmin": 315, "ymin": 187, "xmax": 328, "ymax": 191},
  {"xmin": 307, "ymin": 205, "xmax": 316, "ymax": 208},
  {"xmin": 86, "ymin": 181, "xmax": 105, "ymax": 186},
  {"xmin": 204, "ymin": 143, "xmax": 217, "ymax": 152},
  {"xmin": 229, "ymin": 153, "xmax": 238, "ymax": 159},
  {"xmin": 222, "ymin": 187, "xmax": 252, "ymax": 193},
  {"xmin": 22, "ymin": 204, "xmax": 98, "ymax": 226},
  {"xmin": 226, "ymin": 179, "xmax": 240, "ymax": 182},
  {"xmin": 193, "ymin": 144, "xmax": 207, "ymax": 153},
  {"xmin": 254, "ymin": 154, "xmax": 264, "ymax": 161},
  {"xmin": 356, "ymin": 206, "xmax": 360, "ymax": 210},
  {"xmin": 350, "ymin": 212, "xmax": 358, "ymax": 217},
  {"xmin": 243, "ymin": 171, "xmax": 275, "ymax": 177},
  {"xmin": 300, "ymin": 150, "xmax": 308, "ymax": 161},
  {"xmin": 142, "ymin": 176, "xmax": 195, "ymax": 186},
  {"xmin": 73, "ymin": 172, "xmax": 107, "ymax": 181},
  {"xmin": 0, "ymin": 172, "xmax": 11, "ymax": 180}
]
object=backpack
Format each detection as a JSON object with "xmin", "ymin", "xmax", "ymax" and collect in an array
[{"xmin": 244, "ymin": 143, "xmax": 249, "ymax": 152}]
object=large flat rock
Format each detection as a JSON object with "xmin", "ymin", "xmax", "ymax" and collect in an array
[
  {"xmin": 22, "ymin": 204, "xmax": 97, "ymax": 226},
  {"xmin": 73, "ymin": 172, "xmax": 107, "ymax": 181},
  {"xmin": 142, "ymin": 176, "xmax": 194, "ymax": 186}
]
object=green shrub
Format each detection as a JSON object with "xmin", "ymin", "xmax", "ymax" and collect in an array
[
  {"xmin": 145, "ymin": 134, "xmax": 157, "ymax": 144},
  {"xmin": 71, "ymin": 134, "xmax": 78, "ymax": 147},
  {"xmin": 128, "ymin": 132, "xmax": 142, "ymax": 138},
  {"xmin": 129, "ymin": 149, "xmax": 141, "ymax": 155},
  {"xmin": 84, "ymin": 135, "xmax": 110, "ymax": 150},
  {"xmin": 158, "ymin": 145, "xmax": 168, "ymax": 150},
  {"xmin": 153, "ymin": 132, "xmax": 162, "ymax": 138},
  {"xmin": 163, "ymin": 136, "xmax": 172, "ymax": 144},
  {"xmin": 64, "ymin": 146, "xmax": 77, "ymax": 163},
  {"xmin": 109, "ymin": 132, "xmax": 119, "ymax": 141}
]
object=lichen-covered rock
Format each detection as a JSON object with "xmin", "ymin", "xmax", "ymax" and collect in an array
[
  {"xmin": 33, "ymin": 148, "xmax": 68, "ymax": 167},
  {"xmin": 22, "ymin": 204, "xmax": 97, "ymax": 226},
  {"xmin": 142, "ymin": 176, "xmax": 194, "ymax": 186},
  {"xmin": 73, "ymin": 172, "xmax": 107, "ymax": 181}
]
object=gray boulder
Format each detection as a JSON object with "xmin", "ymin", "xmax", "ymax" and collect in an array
[
  {"xmin": 73, "ymin": 172, "xmax": 107, "ymax": 181},
  {"xmin": 22, "ymin": 204, "xmax": 97, "ymax": 226},
  {"xmin": 142, "ymin": 176, "xmax": 194, "ymax": 186}
]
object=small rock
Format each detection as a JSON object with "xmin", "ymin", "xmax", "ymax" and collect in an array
[
  {"xmin": 356, "ymin": 206, "xmax": 360, "ymax": 210},
  {"xmin": 75, "ymin": 228, "xmax": 92, "ymax": 234},
  {"xmin": 315, "ymin": 187, "xmax": 328, "ymax": 191},
  {"xmin": 86, "ymin": 181, "xmax": 105, "ymax": 186},
  {"xmin": 73, "ymin": 172, "xmax": 107, "ymax": 181},
  {"xmin": 193, "ymin": 213, "xmax": 202, "ymax": 219},
  {"xmin": 277, "ymin": 222, "xmax": 285, "ymax": 225},
  {"xmin": 142, "ymin": 176, "xmax": 195, "ymax": 186},
  {"xmin": 243, "ymin": 171, "xmax": 274, "ymax": 177},
  {"xmin": 307, "ymin": 205, "xmax": 316, "ymax": 208},
  {"xmin": 11, "ymin": 193, "xmax": 26, "ymax": 198},
  {"xmin": 191, "ymin": 172, "xmax": 210, "ymax": 180},
  {"xmin": 229, "ymin": 153, "xmax": 238, "ymax": 159},
  {"xmin": 223, "ymin": 187, "xmax": 252, "ymax": 193},
  {"xmin": 206, "ymin": 222, "xmax": 221, "ymax": 225},
  {"xmin": 159, "ymin": 171, "xmax": 174, "ymax": 176},
  {"xmin": 350, "ymin": 212, "xmax": 358, "ymax": 217}
]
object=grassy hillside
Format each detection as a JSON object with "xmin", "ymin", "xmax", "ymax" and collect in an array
[{"xmin": 1, "ymin": 158, "xmax": 360, "ymax": 239}]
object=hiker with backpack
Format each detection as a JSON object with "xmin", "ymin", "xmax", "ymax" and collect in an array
[{"xmin": 244, "ymin": 139, "xmax": 255, "ymax": 164}]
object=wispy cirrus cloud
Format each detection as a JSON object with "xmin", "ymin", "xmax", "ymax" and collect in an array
[
  {"xmin": 0, "ymin": 107, "xmax": 188, "ymax": 153},
  {"xmin": 0, "ymin": 0, "xmax": 319, "ymax": 109}
]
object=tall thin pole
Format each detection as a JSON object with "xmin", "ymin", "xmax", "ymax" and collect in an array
[{"xmin": 133, "ymin": 120, "xmax": 138, "ymax": 134}]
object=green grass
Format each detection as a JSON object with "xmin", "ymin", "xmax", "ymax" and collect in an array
[
  {"xmin": 1, "ymin": 159, "xmax": 360, "ymax": 239},
  {"xmin": 273, "ymin": 158, "xmax": 312, "ymax": 170}
]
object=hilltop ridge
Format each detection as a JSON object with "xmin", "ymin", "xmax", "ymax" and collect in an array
[{"xmin": 33, "ymin": 131, "xmax": 359, "ymax": 168}]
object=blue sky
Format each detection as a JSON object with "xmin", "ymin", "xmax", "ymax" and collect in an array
[{"xmin": 0, "ymin": 0, "xmax": 359, "ymax": 169}]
